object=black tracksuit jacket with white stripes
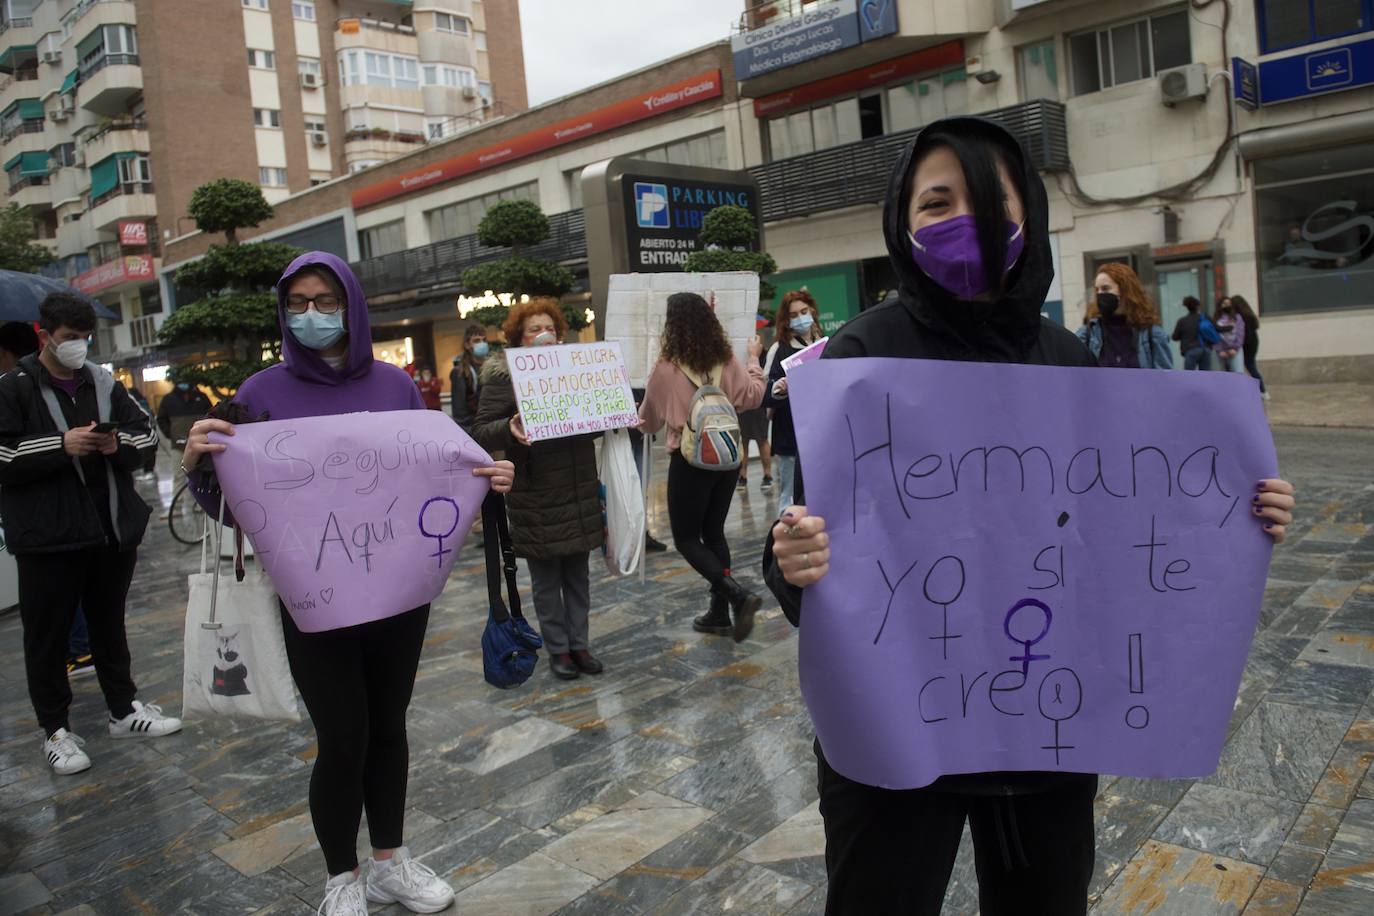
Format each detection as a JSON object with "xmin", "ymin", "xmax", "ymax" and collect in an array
[{"xmin": 0, "ymin": 354, "xmax": 154, "ymax": 554}]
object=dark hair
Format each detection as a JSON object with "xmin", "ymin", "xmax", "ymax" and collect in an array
[
  {"xmin": 1182, "ymin": 295, "xmax": 1201, "ymax": 313},
  {"xmin": 464, "ymin": 323, "xmax": 485, "ymax": 342},
  {"xmin": 904, "ymin": 127, "xmax": 1029, "ymax": 296},
  {"xmin": 39, "ymin": 292, "xmax": 96, "ymax": 334},
  {"xmin": 0, "ymin": 321, "xmax": 40, "ymax": 357},
  {"xmin": 459, "ymin": 323, "xmax": 486, "ymax": 377},
  {"xmin": 658, "ymin": 292, "xmax": 733, "ymax": 376},
  {"xmin": 1228, "ymin": 294, "xmax": 1259, "ymax": 331}
]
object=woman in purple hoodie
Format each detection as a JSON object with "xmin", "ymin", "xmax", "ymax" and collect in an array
[{"xmin": 180, "ymin": 253, "xmax": 513, "ymax": 916}]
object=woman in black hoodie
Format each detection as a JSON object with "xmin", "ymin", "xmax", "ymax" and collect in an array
[{"xmin": 763, "ymin": 118, "xmax": 1296, "ymax": 915}]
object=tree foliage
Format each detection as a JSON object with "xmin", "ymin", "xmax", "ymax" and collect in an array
[
  {"xmin": 461, "ymin": 257, "xmax": 575, "ymax": 301},
  {"xmin": 475, "ymin": 199, "xmax": 549, "ymax": 251},
  {"xmin": 0, "ymin": 203, "xmax": 54, "ymax": 274},
  {"xmin": 188, "ymin": 178, "xmax": 274, "ymax": 245},
  {"xmin": 174, "ymin": 241, "xmax": 300, "ymax": 293},
  {"xmin": 696, "ymin": 205, "xmax": 758, "ymax": 248},
  {"xmin": 682, "ymin": 205, "xmax": 777, "ymax": 302}
]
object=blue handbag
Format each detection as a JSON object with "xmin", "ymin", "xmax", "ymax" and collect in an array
[{"xmin": 480, "ymin": 491, "xmax": 543, "ymax": 688}]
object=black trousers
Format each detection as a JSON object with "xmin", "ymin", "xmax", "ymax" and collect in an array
[
  {"xmin": 280, "ymin": 603, "xmax": 430, "ymax": 875},
  {"xmin": 667, "ymin": 450, "xmax": 737, "ymax": 589},
  {"xmin": 19, "ymin": 546, "xmax": 139, "ymax": 737},
  {"xmin": 817, "ymin": 745, "xmax": 1097, "ymax": 915}
]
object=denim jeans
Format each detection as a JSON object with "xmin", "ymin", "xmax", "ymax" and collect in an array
[
  {"xmin": 1183, "ymin": 347, "xmax": 1210, "ymax": 371},
  {"xmin": 775, "ymin": 455, "xmax": 797, "ymax": 518},
  {"xmin": 1221, "ymin": 350, "xmax": 1245, "ymax": 373}
]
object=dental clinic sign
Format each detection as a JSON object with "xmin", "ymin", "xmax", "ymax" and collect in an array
[{"xmin": 732, "ymin": 0, "xmax": 898, "ymax": 80}]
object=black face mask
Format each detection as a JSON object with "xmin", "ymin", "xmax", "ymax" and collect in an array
[{"xmin": 1096, "ymin": 291, "xmax": 1120, "ymax": 318}]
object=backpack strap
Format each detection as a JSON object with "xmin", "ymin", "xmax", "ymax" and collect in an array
[
  {"xmin": 481, "ymin": 490, "xmax": 524, "ymax": 624},
  {"xmin": 677, "ymin": 363, "xmax": 722, "ymax": 389}
]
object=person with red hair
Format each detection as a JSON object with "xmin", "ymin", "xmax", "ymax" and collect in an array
[{"xmin": 1077, "ymin": 263, "xmax": 1173, "ymax": 369}]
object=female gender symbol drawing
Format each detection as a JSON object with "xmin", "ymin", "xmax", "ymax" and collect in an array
[
  {"xmin": 1037, "ymin": 667, "xmax": 1083, "ymax": 765},
  {"xmin": 1004, "ymin": 598, "xmax": 1053, "ymax": 678},
  {"xmin": 923, "ymin": 556, "xmax": 966, "ymax": 660},
  {"xmin": 418, "ymin": 497, "xmax": 460, "ymax": 567}
]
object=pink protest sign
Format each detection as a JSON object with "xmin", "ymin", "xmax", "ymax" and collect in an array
[
  {"xmin": 209, "ymin": 410, "xmax": 492, "ymax": 632},
  {"xmin": 508, "ymin": 341, "xmax": 639, "ymax": 442},
  {"xmin": 790, "ymin": 358, "xmax": 1277, "ymax": 789},
  {"xmin": 780, "ymin": 336, "xmax": 827, "ymax": 373}
]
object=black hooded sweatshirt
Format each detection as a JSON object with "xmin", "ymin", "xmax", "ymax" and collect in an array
[{"xmin": 762, "ymin": 117, "xmax": 1096, "ymax": 797}]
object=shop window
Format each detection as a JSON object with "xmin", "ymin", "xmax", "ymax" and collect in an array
[
  {"xmin": 359, "ymin": 219, "xmax": 407, "ymax": 259},
  {"xmin": 1069, "ymin": 8, "xmax": 1190, "ymax": 95},
  {"xmin": 1255, "ymin": 142, "xmax": 1374, "ymax": 315},
  {"xmin": 1019, "ymin": 39, "xmax": 1061, "ymax": 101},
  {"xmin": 1258, "ymin": 0, "xmax": 1371, "ymax": 54},
  {"xmin": 426, "ymin": 181, "xmax": 539, "ymax": 242}
]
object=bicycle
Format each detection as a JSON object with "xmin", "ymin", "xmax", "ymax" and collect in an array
[{"xmin": 167, "ymin": 436, "xmax": 207, "ymax": 546}]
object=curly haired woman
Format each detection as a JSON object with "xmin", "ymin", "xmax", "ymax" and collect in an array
[
  {"xmin": 1077, "ymin": 262, "xmax": 1173, "ymax": 369},
  {"xmin": 639, "ymin": 292, "xmax": 765, "ymax": 641},
  {"xmin": 472, "ymin": 298, "xmax": 607, "ymax": 680}
]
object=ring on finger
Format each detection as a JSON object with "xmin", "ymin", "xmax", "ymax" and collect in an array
[
  {"xmin": 786, "ymin": 524, "xmax": 803, "ymax": 539},
  {"xmin": 801, "ymin": 552, "xmax": 812, "ymax": 569}
]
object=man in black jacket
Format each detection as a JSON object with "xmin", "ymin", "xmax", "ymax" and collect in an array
[
  {"xmin": 0, "ymin": 293, "xmax": 181, "ymax": 776},
  {"xmin": 155, "ymin": 379, "xmax": 212, "ymax": 443}
]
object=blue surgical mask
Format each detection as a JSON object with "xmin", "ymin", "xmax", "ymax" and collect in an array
[
  {"xmin": 176, "ymin": 382, "xmax": 191, "ymax": 392},
  {"xmin": 472, "ymin": 341, "xmax": 490, "ymax": 358},
  {"xmin": 287, "ymin": 309, "xmax": 346, "ymax": 351},
  {"xmin": 788, "ymin": 314, "xmax": 815, "ymax": 334}
]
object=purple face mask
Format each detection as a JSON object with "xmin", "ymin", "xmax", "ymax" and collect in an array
[{"xmin": 907, "ymin": 215, "xmax": 1026, "ymax": 300}]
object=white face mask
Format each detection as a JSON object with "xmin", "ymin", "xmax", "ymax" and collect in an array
[{"xmin": 52, "ymin": 339, "xmax": 88, "ymax": 370}]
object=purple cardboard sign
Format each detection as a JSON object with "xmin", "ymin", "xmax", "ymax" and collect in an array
[
  {"xmin": 209, "ymin": 410, "xmax": 492, "ymax": 632},
  {"xmin": 789, "ymin": 359, "xmax": 1277, "ymax": 789}
]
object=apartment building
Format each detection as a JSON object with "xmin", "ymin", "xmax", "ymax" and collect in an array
[
  {"xmin": 156, "ymin": 0, "xmax": 1373, "ymax": 388},
  {"xmin": 0, "ymin": 0, "xmax": 525, "ymax": 369}
]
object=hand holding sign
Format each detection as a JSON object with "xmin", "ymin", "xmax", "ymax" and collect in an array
[
  {"xmin": 209, "ymin": 410, "xmax": 493, "ymax": 632},
  {"xmin": 507, "ymin": 341, "xmax": 639, "ymax": 442}
]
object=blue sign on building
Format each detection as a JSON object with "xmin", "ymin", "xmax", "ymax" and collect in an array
[
  {"xmin": 1231, "ymin": 57, "xmax": 1259, "ymax": 111},
  {"xmin": 1253, "ymin": 36, "xmax": 1374, "ymax": 106},
  {"xmin": 857, "ymin": 0, "xmax": 897, "ymax": 42}
]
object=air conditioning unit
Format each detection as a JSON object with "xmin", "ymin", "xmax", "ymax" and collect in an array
[
  {"xmin": 300, "ymin": 72, "xmax": 319, "ymax": 89},
  {"xmin": 310, "ymin": 130, "xmax": 328, "ymax": 146},
  {"xmin": 1159, "ymin": 63, "xmax": 1208, "ymax": 107},
  {"xmin": 42, "ymin": 50, "xmax": 62, "ymax": 65},
  {"xmin": 49, "ymin": 109, "xmax": 69, "ymax": 122},
  {"xmin": 461, "ymin": 85, "xmax": 477, "ymax": 99}
]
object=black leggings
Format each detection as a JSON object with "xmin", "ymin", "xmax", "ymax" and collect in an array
[
  {"xmin": 1244, "ymin": 338, "xmax": 1266, "ymax": 392},
  {"xmin": 817, "ymin": 744, "xmax": 1097, "ymax": 915},
  {"xmin": 280, "ymin": 603, "xmax": 430, "ymax": 875},
  {"xmin": 667, "ymin": 450, "xmax": 737, "ymax": 589}
]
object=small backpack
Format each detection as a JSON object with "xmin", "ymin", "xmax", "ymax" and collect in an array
[{"xmin": 677, "ymin": 363, "xmax": 742, "ymax": 471}]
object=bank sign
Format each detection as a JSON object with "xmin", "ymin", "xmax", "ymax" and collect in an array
[
  {"xmin": 732, "ymin": 0, "xmax": 899, "ymax": 80},
  {"xmin": 622, "ymin": 175, "xmax": 759, "ymax": 271},
  {"xmin": 1232, "ymin": 36, "xmax": 1374, "ymax": 107}
]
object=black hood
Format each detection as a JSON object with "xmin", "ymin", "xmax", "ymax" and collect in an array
[{"xmin": 881, "ymin": 117, "xmax": 1053, "ymax": 362}]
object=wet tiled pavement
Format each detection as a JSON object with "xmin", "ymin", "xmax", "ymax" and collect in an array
[{"xmin": 1, "ymin": 423, "xmax": 1372, "ymax": 915}]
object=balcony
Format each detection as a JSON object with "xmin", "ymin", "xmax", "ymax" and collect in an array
[
  {"xmin": 748, "ymin": 99, "xmax": 1068, "ymax": 223},
  {"xmin": 72, "ymin": 0, "xmax": 138, "ymax": 31},
  {"xmin": 7, "ymin": 173, "xmax": 49, "ymax": 208},
  {"xmin": 1, "ymin": 118, "xmax": 45, "ymax": 155},
  {"xmin": 335, "ymin": 16, "xmax": 416, "ymax": 54},
  {"xmin": 82, "ymin": 115, "xmax": 147, "ymax": 163},
  {"xmin": 353, "ymin": 208, "xmax": 586, "ymax": 300},
  {"xmin": 88, "ymin": 179, "xmax": 154, "ymax": 232},
  {"xmin": 77, "ymin": 54, "xmax": 141, "ymax": 117}
]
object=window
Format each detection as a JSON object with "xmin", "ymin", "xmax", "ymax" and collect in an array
[
  {"xmin": 426, "ymin": 182, "xmax": 539, "ymax": 240},
  {"xmin": 359, "ymin": 219, "xmax": 407, "ymax": 259},
  {"xmin": 298, "ymin": 57, "xmax": 321, "ymax": 78},
  {"xmin": 427, "ymin": 118, "xmax": 447, "ymax": 140},
  {"xmin": 478, "ymin": 80, "xmax": 492, "ymax": 104},
  {"xmin": 434, "ymin": 12, "xmax": 469, "ymax": 34},
  {"xmin": 567, "ymin": 133, "xmax": 727, "ymax": 207},
  {"xmin": 1019, "ymin": 39, "xmax": 1060, "ymax": 101},
  {"xmin": 1069, "ymin": 9, "xmax": 1191, "ymax": 95},
  {"xmin": 253, "ymin": 108, "xmax": 281, "ymax": 128},
  {"xmin": 242, "ymin": 0, "xmax": 268, "ymax": 9},
  {"xmin": 349, "ymin": 159, "xmax": 382, "ymax": 173},
  {"xmin": 423, "ymin": 64, "xmax": 475, "ymax": 88},
  {"xmin": 50, "ymin": 143, "xmax": 76, "ymax": 168},
  {"xmin": 1255, "ymin": 142, "xmax": 1374, "ymax": 315},
  {"xmin": 475, "ymin": 31, "xmax": 487, "ymax": 51},
  {"xmin": 342, "ymin": 51, "xmax": 420, "ymax": 89},
  {"xmin": 304, "ymin": 118, "xmax": 325, "ymax": 133},
  {"xmin": 247, "ymin": 48, "xmax": 275, "ymax": 69},
  {"xmin": 292, "ymin": 0, "xmax": 315, "ymax": 21},
  {"xmin": 118, "ymin": 155, "xmax": 151, "ymax": 185},
  {"xmin": 310, "ymin": 176, "xmax": 328, "ymax": 186},
  {"xmin": 259, "ymin": 167, "xmax": 288, "ymax": 187},
  {"xmin": 1259, "ymin": 0, "xmax": 1372, "ymax": 53}
]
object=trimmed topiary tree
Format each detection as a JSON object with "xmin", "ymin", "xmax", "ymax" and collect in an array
[
  {"xmin": 187, "ymin": 178, "xmax": 274, "ymax": 246},
  {"xmin": 460, "ymin": 199, "xmax": 582, "ymax": 333},
  {"xmin": 682, "ymin": 204, "xmax": 778, "ymax": 306}
]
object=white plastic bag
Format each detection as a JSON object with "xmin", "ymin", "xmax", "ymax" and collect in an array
[
  {"xmin": 182, "ymin": 508, "xmax": 300, "ymax": 723},
  {"xmin": 601, "ymin": 428, "xmax": 645, "ymax": 576}
]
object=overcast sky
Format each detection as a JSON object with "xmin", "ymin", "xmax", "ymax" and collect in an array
[{"xmin": 519, "ymin": 0, "xmax": 745, "ymax": 106}]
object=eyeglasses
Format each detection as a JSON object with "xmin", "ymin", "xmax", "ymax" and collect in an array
[{"xmin": 285, "ymin": 294, "xmax": 343, "ymax": 314}]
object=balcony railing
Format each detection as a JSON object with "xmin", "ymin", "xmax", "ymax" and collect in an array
[
  {"xmin": 75, "ymin": 0, "xmax": 128, "ymax": 25},
  {"xmin": 91, "ymin": 179, "xmax": 153, "ymax": 209},
  {"xmin": 79, "ymin": 52, "xmax": 139, "ymax": 80},
  {"xmin": 748, "ymin": 99, "xmax": 1069, "ymax": 223},
  {"xmin": 83, "ymin": 115, "xmax": 147, "ymax": 145},
  {"xmin": 129, "ymin": 313, "xmax": 157, "ymax": 348},
  {"xmin": 352, "ymin": 208, "xmax": 586, "ymax": 300},
  {"xmin": 7, "ymin": 175, "xmax": 48, "ymax": 193},
  {"xmin": 0, "ymin": 18, "xmax": 34, "ymax": 35},
  {"xmin": 1, "ymin": 118, "xmax": 44, "ymax": 143},
  {"xmin": 335, "ymin": 17, "xmax": 415, "ymax": 37}
]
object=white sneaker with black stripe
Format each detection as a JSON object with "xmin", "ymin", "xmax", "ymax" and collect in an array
[
  {"xmin": 108, "ymin": 700, "xmax": 183, "ymax": 738},
  {"xmin": 44, "ymin": 728, "xmax": 91, "ymax": 775}
]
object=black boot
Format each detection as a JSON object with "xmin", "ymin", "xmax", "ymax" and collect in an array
[
  {"xmin": 549, "ymin": 653, "xmax": 580, "ymax": 680},
  {"xmin": 719, "ymin": 575, "xmax": 761, "ymax": 643},
  {"xmin": 693, "ymin": 588, "xmax": 732, "ymax": 636}
]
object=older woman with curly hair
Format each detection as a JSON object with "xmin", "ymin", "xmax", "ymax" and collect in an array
[
  {"xmin": 1077, "ymin": 262, "xmax": 1173, "ymax": 369},
  {"xmin": 640, "ymin": 292, "xmax": 765, "ymax": 641},
  {"xmin": 472, "ymin": 298, "xmax": 606, "ymax": 680}
]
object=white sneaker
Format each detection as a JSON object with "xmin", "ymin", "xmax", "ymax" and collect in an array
[
  {"xmin": 44, "ymin": 728, "xmax": 91, "ymax": 775},
  {"xmin": 318, "ymin": 871, "xmax": 368, "ymax": 916},
  {"xmin": 108, "ymin": 700, "xmax": 183, "ymax": 738},
  {"xmin": 366, "ymin": 847, "xmax": 454, "ymax": 913}
]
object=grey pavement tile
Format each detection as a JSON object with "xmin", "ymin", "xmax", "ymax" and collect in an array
[
  {"xmin": 1092, "ymin": 840, "xmax": 1265, "ymax": 915},
  {"xmin": 707, "ymin": 763, "xmax": 819, "ymax": 840},
  {"xmin": 1092, "ymin": 794, "xmax": 1171, "ymax": 900},
  {"xmin": 1265, "ymin": 605, "xmax": 1338, "ymax": 640},
  {"xmin": 1300, "ymin": 629, "xmax": 1374, "ymax": 669},
  {"xmin": 1265, "ymin": 661, "xmax": 1374, "ymax": 716},
  {"xmin": 658, "ymin": 724, "xmax": 815, "ymax": 812},
  {"xmin": 1105, "ymin": 776, "xmax": 1196, "ymax": 808},
  {"xmin": 0, "ymin": 872, "xmax": 51, "ymax": 916},
  {"xmin": 1206, "ymin": 702, "xmax": 1352, "ymax": 803},
  {"xmin": 1153, "ymin": 784, "xmax": 1301, "ymax": 866},
  {"xmin": 1286, "ymin": 802, "xmax": 1346, "ymax": 853},
  {"xmin": 1326, "ymin": 797, "xmax": 1374, "ymax": 862},
  {"xmin": 1241, "ymin": 877, "xmax": 1303, "ymax": 915},
  {"xmin": 1296, "ymin": 852, "xmax": 1374, "ymax": 914},
  {"xmin": 647, "ymin": 859, "xmax": 813, "ymax": 916},
  {"xmin": 1265, "ymin": 843, "xmax": 1326, "ymax": 887}
]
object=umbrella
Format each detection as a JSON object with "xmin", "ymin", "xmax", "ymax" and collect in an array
[{"xmin": 0, "ymin": 270, "xmax": 120, "ymax": 322}]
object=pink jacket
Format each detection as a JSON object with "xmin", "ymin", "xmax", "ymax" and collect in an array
[{"xmin": 639, "ymin": 357, "xmax": 764, "ymax": 452}]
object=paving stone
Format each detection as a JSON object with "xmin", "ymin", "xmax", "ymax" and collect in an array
[
  {"xmin": 1241, "ymin": 877, "xmax": 1303, "ymax": 915},
  {"xmin": 1265, "ymin": 843, "xmax": 1326, "ymax": 887},
  {"xmin": 1093, "ymin": 841, "xmax": 1264, "ymax": 915},
  {"xmin": 1153, "ymin": 784, "xmax": 1300, "ymax": 865},
  {"xmin": 647, "ymin": 858, "xmax": 813, "ymax": 915},
  {"xmin": 540, "ymin": 792, "xmax": 713, "ymax": 881},
  {"xmin": 0, "ymin": 872, "xmax": 51, "ymax": 916},
  {"xmin": 1265, "ymin": 661, "xmax": 1374, "ymax": 717},
  {"xmin": 451, "ymin": 851, "xmax": 602, "ymax": 916},
  {"xmin": 1206, "ymin": 703, "xmax": 1352, "ymax": 803}
]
